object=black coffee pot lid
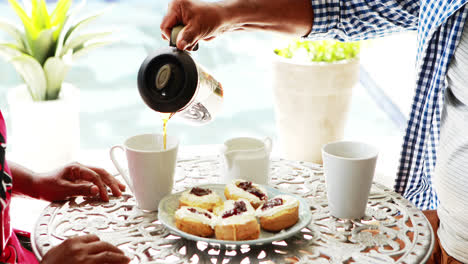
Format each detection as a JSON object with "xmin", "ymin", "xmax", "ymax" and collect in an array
[{"xmin": 137, "ymin": 46, "xmax": 198, "ymax": 113}]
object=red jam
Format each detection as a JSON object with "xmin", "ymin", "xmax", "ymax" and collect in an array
[
  {"xmin": 261, "ymin": 198, "xmax": 284, "ymax": 211},
  {"xmin": 187, "ymin": 207, "xmax": 212, "ymax": 219},
  {"xmin": 190, "ymin": 187, "xmax": 212, "ymax": 196},
  {"xmin": 222, "ymin": 200, "xmax": 247, "ymax": 219},
  {"xmin": 236, "ymin": 181, "xmax": 267, "ymax": 201}
]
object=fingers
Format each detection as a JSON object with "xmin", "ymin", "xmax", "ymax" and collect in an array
[
  {"xmin": 63, "ymin": 163, "xmax": 126, "ymax": 202},
  {"xmin": 160, "ymin": 14, "xmax": 178, "ymax": 41},
  {"xmin": 161, "ymin": 0, "xmax": 208, "ymax": 50},
  {"xmin": 203, "ymin": 36, "xmax": 216, "ymax": 41},
  {"xmin": 91, "ymin": 251, "xmax": 130, "ymax": 264},
  {"xmin": 62, "ymin": 181, "xmax": 99, "ymax": 197},
  {"xmin": 85, "ymin": 239, "xmax": 129, "ymax": 264},
  {"xmin": 74, "ymin": 234, "xmax": 100, "ymax": 243},
  {"xmin": 42, "ymin": 235, "xmax": 102, "ymax": 264},
  {"xmin": 88, "ymin": 166, "xmax": 125, "ymax": 198},
  {"xmin": 177, "ymin": 25, "xmax": 199, "ymax": 50},
  {"xmin": 87, "ymin": 241, "xmax": 125, "ymax": 255},
  {"xmin": 71, "ymin": 164, "xmax": 109, "ymax": 202},
  {"xmin": 65, "ymin": 235, "xmax": 130, "ymax": 264},
  {"xmin": 160, "ymin": 1, "xmax": 181, "ymax": 41}
]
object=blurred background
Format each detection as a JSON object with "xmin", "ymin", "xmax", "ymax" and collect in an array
[{"xmin": 0, "ymin": 0, "xmax": 417, "ymax": 188}]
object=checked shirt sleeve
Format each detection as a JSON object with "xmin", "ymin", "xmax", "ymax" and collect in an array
[{"xmin": 307, "ymin": 0, "xmax": 420, "ymax": 41}]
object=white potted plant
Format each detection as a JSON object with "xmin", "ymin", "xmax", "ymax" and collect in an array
[
  {"xmin": 0, "ymin": 0, "xmax": 112, "ymax": 172},
  {"xmin": 272, "ymin": 39, "xmax": 360, "ymax": 164}
]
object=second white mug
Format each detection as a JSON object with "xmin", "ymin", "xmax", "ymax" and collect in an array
[
  {"xmin": 322, "ymin": 140, "xmax": 378, "ymax": 219},
  {"xmin": 110, "ymin": 133, "xmax": 179, "ymax": 211}
]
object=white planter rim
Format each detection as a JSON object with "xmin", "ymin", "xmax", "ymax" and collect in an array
[
  {"xmin": 272, "ymin": 52, "xmax": 360, "ymax": 66},
  {"xmin": 8, "ymin": 83, "xmax": 79, "ymax": 105}
]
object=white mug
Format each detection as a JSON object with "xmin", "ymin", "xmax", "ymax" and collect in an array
[
  {"xmin": 322, "ymin": 141, "xmax": 378, "ymax": 219},
  {"xmin": 110, "ymin": 134, "xmax": 179, "ymax": 211},
  {"xmin": 221, "ymin": 137, "xmax": 272, "ymax": 184}
]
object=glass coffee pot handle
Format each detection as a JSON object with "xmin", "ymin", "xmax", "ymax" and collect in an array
[{"xmin": 169, "ymin": 25, "xmax": 199, "ymax": 51}]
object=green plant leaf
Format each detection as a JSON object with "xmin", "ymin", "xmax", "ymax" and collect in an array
[
  {"xmin": 2, "ymin": 0, "xmax": 111, "ymax": 101},
  {"xmin": 10, "ymin": 54, "xmax": 47, "ymax": 101},
  {"xmin": 7, "ymin": 0, "xmax": 38, "ymax": 38},
  {"xmin": 61, "ymin": 31, "xmax": 112, "ymax": 56},
  {"xmin": 30, "ymin": 27, "xmax": 56, "ymax": 65},
  {"xmin": 72, "ymin": 40, "xmax": 113, "ymax": 60},
  {"xmin": 7, "ymin": 0, "xmax": 42, "ymax": 61},
  {"xmin": 0, "ymin": 43, "xmax": 27, "ymax": 61},
  {"xmin": 54, "ymin": 17, "xmax": 70, "ymax": 57},
  {"xmin": 50, "ymin": 0, "xmax": 72, "ymax": 40},
  {"xmin": 63, "ymin": 10, "xmax": 106, "ymax": 45},
  {"xmin": 54, "ymin": 0, "xmax": 86, "ymax": 56},
  {"xmin": 43, "ymin": 57, "xmax": 69, "ymax": 100},
  {"xmin": 32, "ymin": 0, "xmax": 51, "ymax": 30},
  {"xmin": 0, "ymin": 19, "xmax": 29, "ymax": 52},
  {"xmin": 275, "ymin": 39, "xmax": 361, "ymax": 63},
  {"xmin": 50, "ymin": 0, "xmax": 72, "ymax": 26}
]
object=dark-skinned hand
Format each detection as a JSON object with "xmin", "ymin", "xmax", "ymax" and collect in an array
[
  {"xmin": 41, "ymin": 235, "xmax": 130, "ymax": 264},
  {"xmin": 36, "ymin": 162, "xmax": 126, "ymax": 202}
]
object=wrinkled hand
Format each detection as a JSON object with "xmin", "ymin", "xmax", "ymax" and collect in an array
[
  {"xmin": 160, "ymin": 0, "xmax": 229, "ymax": 50},
  {"xmin": 36, "ymin": 162, "xmax": 126, "ymax": 202},
  {"xmin": 41, "ymin": 235, "xmax": 130, "ymax": 264}
]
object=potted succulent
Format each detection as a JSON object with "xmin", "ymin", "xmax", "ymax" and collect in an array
[
  {"xmin": 272, "ymin": 39, "xmax": 360, "ymax": 164},
  {"xmin": 0, "ymin": 0, "xmax": 112, "ymax": 172}
]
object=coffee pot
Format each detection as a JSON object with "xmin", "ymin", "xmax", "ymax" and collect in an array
[{"xmin": 137, "ymin": 26, "xmax": 223, "ymax": 125}]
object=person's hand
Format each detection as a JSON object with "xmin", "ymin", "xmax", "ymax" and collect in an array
[
  {"xmin": 35, "ymin": 162, "xmax": 126, "ymax": 202},
  {"xmin": 160, "ymin": 0, "xmax": 228, "ymax": 50},
  {"xmin": 41, "ymin": 235, "xmax": 130, "ymax": 264},
  {"xmin": 160, "ymin": 0, "xmax": 314, "ymax": 50}
]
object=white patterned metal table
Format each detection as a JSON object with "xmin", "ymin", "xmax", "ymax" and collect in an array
[{"xmin": 33, "ymin": 156, "xmax": 434, "ymax": 263}]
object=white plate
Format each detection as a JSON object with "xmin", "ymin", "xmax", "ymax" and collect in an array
[{"xmin": 158, "ymin": 183, "xmax": 312, "ymax": 245}]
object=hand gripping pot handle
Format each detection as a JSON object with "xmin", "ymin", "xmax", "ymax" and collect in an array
[{"xmin": 170, "ymin": 25, "xmax": 199, "ymax": 51}]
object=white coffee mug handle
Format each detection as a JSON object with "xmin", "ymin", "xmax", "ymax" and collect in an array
[
  {"xmin": 264, "ymin": 137, "xmax": 273, "ymax": 153},
  {"xmin": 110, "ymin": 145, "xmax": 133, "ymax": 192}
]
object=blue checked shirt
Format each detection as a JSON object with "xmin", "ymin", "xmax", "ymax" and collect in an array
[{"xmin": 307, "ymin": 0, "xmax": 468, "ymax": 210}]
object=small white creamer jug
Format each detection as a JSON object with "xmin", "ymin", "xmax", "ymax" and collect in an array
[{"xmin": 221, "ymin": 137, "xmax": 272, "ymax": 185}]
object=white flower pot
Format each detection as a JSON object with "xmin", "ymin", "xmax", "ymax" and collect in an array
[
  {"xmin": 7, "ymin": 83, "xmax": 80, "ymax": 172},
  {"xmin": 272, "ymin": 56, "xmax": 360, "ymax": 164}
]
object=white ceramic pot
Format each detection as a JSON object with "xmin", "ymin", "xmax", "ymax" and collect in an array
[
  {"xmin": 272, "ymin": 56, "xmax": 360, "ymax": 164},
  {"xmin": 7, "ymin": 83, "xmax": 80, "ymax": 172}
]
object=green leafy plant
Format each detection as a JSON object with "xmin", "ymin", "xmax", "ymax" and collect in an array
[
  {"xmin": 0, "ymin": 0, "xmax": 112, "ymax": 101},
  {"xmin": 275, "ymin": 39, "xmax": 360, "ymax": 63}
]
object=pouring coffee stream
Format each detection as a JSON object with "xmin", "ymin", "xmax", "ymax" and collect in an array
[{"xmin": 138, "ymin": 26, "xmax": 224, "ymax": 149}]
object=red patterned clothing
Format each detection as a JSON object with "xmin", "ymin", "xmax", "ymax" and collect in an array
[{"xmin": 0, "ymin": 110, "xmax": 38, "ymax": 263}]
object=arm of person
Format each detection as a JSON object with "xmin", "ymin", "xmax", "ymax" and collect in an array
[
  {"xmin": 161, "ymin": 0, "xmax": 314, "ymax": 50},
  {"xmin": 161, "ymin": 0, "xmax": 420, "ymax": 50},
  {"xmin": 10, "ymin": 161, "xmax": 125, "ymax": 202}
]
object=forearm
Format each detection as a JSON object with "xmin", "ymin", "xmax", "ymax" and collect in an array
[
  {"xmin": 221, "ymin": 0, "xmax": 314, "ymax": 37},
  {"xmin": 9, "ymin": 161, "xmax": 40, "ymax": 199}
]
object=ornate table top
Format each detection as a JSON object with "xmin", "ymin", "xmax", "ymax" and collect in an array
[{"xmin": 33, "ymin": 156, "xmax": 434, "ymax": 264}]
